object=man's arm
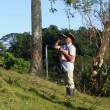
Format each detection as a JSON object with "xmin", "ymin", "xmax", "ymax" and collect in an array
[
  {"xmin": 59, "ymin": 48, "xmax": 75, "ymax": 62},
  {"xmin": 53, "ymin": 39, "xmax": 61, "ymax": 49}
]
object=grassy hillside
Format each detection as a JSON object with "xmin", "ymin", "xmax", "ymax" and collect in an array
[{"xmin": 0, "ymin": 67, "xmax": 110, "ymax": 110}]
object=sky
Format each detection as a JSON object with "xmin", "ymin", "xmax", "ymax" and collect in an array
[{"xmin": 0, "ymin": 0, "xmax": 83, "ymax": 38}]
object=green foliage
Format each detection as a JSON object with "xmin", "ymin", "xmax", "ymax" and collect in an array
[
  {"xmin": 3, "ymin": 52, "xmax": 30, "ymax": 73},
  {"xmin": 42, "ymin": 25, "xmax": 61, "ymax": 72},
  {"xmin": 102, "ymin": 75, "xmax": 110, "ymax": 96},
  {"xmin": 90, "ymin": 66, "xmax": 110, "ymax": 96},
  {"xmin": 76, "ymin": 27, "xmax": 101, "ymax": 56},
  {"xmin": 74, "ymin": 54, "xmax": 110, "ymax": 96},
  {"xmin": 1, "ymin": 32, "xmax": 32, "ymax": 60},
  {"xmin": 12, "ymin": 58, "xmax": 30, "ymax": 74},
  {"xmin": 64, "ymin": 0, "xmax": 80, "ymax": 5},
  {"xmin": 0, "ymin": 43, "xmax": 6, "ymax": 54},
  {"xmin": 3, "ymin": 52, "xmax": 15, "ymax": 69},
  {"xmin": 74, "ymin": 55, "xmax": 92, "ymax": 91},
  {"xmin": 0, "ymin": 56, "xmax": 4, "ymax": 67}
]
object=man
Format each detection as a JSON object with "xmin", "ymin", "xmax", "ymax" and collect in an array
[{"xmin": 53, "ymin": 33, "xmax": 76, "ymax": 96}]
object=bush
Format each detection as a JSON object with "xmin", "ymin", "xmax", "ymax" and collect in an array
[
  {"xmin": 3, "ymin": 52, "xmax": 30, "ymax": 73},
  {"xmin": 13, "ymin": 58, "xmax": 30, "ymax": 73},
  {"xmin": 74, "ymin": 55, "xmax": 92, "ymax": 91},
  {"xmin": 3, "ymin": 52, "xmax": 15, "ymax": 69},
  {"xmin": 0, "ymin": 55, "xmax": 4, "ymax": 67}
]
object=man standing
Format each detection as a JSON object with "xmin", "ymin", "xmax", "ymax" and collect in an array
[{"xmin": 53, "ymin": 33, "xmax": 76, "ymax": 96}]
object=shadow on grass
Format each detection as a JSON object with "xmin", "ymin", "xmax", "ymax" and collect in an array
[
  {"xmin": 28, "ymin": 87, "xmax": 89, "ymax": 110},
  {"xmin": 76, "ymin": 107, "xmax": 89, "ymax": 110}
]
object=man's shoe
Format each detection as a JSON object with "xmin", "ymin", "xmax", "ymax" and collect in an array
[
  {"xmin": 69, "ymin": 88, "xmax": 74, "ymax": 96},
  {"xmin": 66, "ymin": 87, "xmax": 74, "ymax": 96},
  {"xmin": 66, "ymin": 87, "xmax": 70, "ymax": 96}
]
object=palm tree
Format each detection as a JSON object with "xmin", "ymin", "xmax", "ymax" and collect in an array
[{"xmin": 30, "ymin": 0, "xmax": 42, "ymax": 76}]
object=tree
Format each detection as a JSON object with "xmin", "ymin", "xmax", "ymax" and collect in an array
[
  {"xmin": 0, "ymin": 33, "xmax": 32, "ymax": 60},
  {"xmin": 0, "ymin": 43, "xmax": 6, "ymax": 54},
  {"xmin": 30, "ymin": 0, "xmax": 42, "ymax": 76}
]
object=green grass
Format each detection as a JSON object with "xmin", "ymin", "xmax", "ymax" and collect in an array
[{"xmin": 0, "ymin": 67, "xmax": 110, "ymax": 110}]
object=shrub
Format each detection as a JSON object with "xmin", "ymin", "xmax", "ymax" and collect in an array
[
  {"xmin": 0, "ymin": 56, "xmax": 4, "ymax": 67},
  {"xmin": 3, "ymin": 52, "xmax": 30, "ymax": 73},
  {"xmin": 3, "ymin": 52, "xmax": 15, "ymax": 69},
  {"xmin": 13, "ymin": 58, "xmax": 30, "ymax": 73}
]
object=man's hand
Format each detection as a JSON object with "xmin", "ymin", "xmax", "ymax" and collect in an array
[
  {"xmin": 53, "ymin": 39, "xmax": 61, "ymax": 49},
  {"xmin": 59, "ymin": 48, "xmax": 64, "ymax": 52},
  {"xmin": 57, "ymin": 39, "xmax": 61, "ymax": 42}
]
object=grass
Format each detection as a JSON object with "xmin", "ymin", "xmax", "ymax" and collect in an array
[{"xmin": 0, "ymin": 67, "xmax": 110, "ymax": 110}]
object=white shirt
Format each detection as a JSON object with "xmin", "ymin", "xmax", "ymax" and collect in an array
[{"xmin": 58, "ymin": 43, "xmax": 76, "ymax": 72}]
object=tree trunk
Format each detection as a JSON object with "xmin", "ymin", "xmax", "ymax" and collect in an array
[
  {"xmin": 92, "ymin": 21, "xmax": 110, "ymax": 74},
  {"xmin": 30, "ymin": 0, "xmax": 42, "ymax": 76},
  {"xmin": 91, "ymin": 21, "xmax": 110, "ymax": 96},
  {"xmin": 92, "ymin": 0, "xmax": 110, "ymax": 75}
]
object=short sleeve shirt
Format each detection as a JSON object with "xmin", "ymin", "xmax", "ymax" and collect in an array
[{"xmin": 58, "ymin": 43, "xmax": 76, "ymax": 72}]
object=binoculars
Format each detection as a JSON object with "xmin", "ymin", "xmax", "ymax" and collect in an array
[{"xmin": 59, "ymin": 33, "xmax": 66, "ymax": 39}]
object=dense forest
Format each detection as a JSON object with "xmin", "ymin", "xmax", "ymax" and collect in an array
[{"xmin": 0, "ymin": 25, "xmax": 110, "ymax": 96}]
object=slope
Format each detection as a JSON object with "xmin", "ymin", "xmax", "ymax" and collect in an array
[{"xmin": 0, "ymin": 67, "xmax": 110, "ymax": 110}]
